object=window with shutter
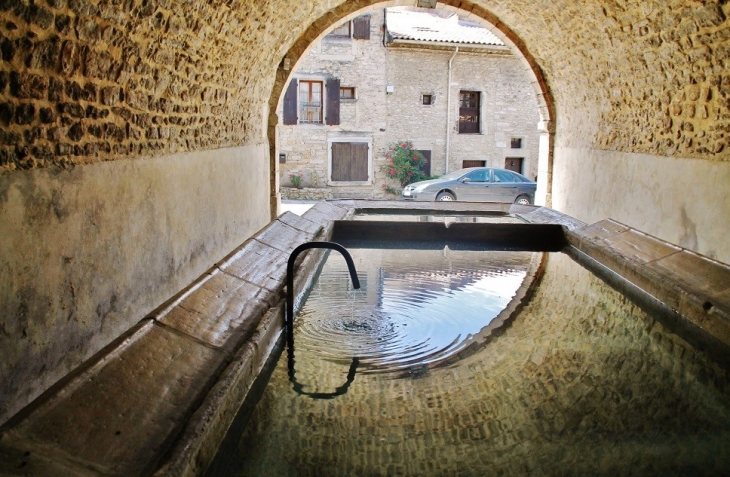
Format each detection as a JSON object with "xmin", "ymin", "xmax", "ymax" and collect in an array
[
  {"xmin": 299, "ymin": 80, "xmax": 323, "ymax": 124},
  {"xmin": 458, "ymin": 91, "xmax": 480, "ymax": 134}
]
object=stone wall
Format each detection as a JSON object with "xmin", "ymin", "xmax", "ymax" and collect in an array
[
  {"xmin": 385, "ymin": 46, "xmax": 540, "ymax": 179},
  {"xmin": 277, "ymin": 9, "xmax": 388, "ymax": 199},
  {"xmin": 278, "ymin": 8, "xmax": 542, "ymax": 199}
]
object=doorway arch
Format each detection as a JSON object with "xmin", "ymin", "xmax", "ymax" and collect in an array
[{"xmin": 267, "ymin": 0, "xmax": 555, "ymax": 215}]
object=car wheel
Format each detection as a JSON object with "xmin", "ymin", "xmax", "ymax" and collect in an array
[
  {"xmin": 436, "ymin": 192, "xmax": 455, "ymax": 201},
  {"xmin": 514, "ymin": 195, "xmax": 531, "ymax": 205}
]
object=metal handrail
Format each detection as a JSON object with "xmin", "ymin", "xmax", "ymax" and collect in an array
[{"xmin": 286, "ymin": 242, "xmax": 361, "ymax": 399}]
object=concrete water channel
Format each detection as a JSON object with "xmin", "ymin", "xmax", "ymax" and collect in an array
[{"xmin": 1, "ymin": 201, "xmax": 729, "ymax": 475}]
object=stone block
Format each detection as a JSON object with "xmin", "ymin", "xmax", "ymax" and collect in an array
[
  {"xmin": 219, "ymin": 240, "xmax": 289, "ymax": 293},
  {"xmin": 603, "ymin": 229, "xmax": 681, "ymax": 265},
  {"xmin": 159, "ymin": 270, "xmax": 271, "ymax": 349},
  {"xmin": 0, "ymin": 321, "xmax": 227, "ymax": 476}
]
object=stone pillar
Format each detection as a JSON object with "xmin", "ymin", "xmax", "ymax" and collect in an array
[{"xmin": 536, "ymin": 119, "xmax": 553, "ymax": 207}]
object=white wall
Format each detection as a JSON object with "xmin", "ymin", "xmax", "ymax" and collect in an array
[
  {"xmin": 0, "ymin": 145, "xmax": 271, "ymax": 424},
  {"xmin": 553, "ymin": 147, "xmax": 730, "ymax": 264}
]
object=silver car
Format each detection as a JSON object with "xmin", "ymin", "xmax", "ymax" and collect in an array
[{"xmin": 401, "ymin": 167, "xmax": 536, "ymax": 204}]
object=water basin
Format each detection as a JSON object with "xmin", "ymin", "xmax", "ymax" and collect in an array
[{"xmin": 208, "ymin": 247, "xmax": 730, "ymax": 476}]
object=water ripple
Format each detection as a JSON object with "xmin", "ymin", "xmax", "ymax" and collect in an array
[{"xmin": 293, "ymin": 250, "xmax": 533, "ymax": 376}]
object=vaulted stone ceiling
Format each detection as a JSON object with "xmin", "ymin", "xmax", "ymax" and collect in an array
[{"xmin": 0, "ymin": 0, "xmax": 727, "ymax": 173}]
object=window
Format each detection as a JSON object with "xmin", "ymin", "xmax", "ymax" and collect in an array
[
  {"xmin": 329, "ymin": 21, "xmax": 351, "ymax": 37},
  {"xmin": 327, "ymin": 16, "xmax": 370, "ymax": 39},
  {"xmin": 465, "ymin": 169, "xmax": 489, "ymax": 182},
  {"xmin": 299, "ymin": 80, "xmax": 322, "ymax": 124},
  {"xmin": 462, "ymin": 160, "xmax": 486, "ymax": 168},
  {"xmin": 458, "ymin": 91, "xmax": 480, "ymax": 134},
  {"xmin": 422, "ymin": 94, "xmax": 434, "ymax": 105},
  {"xmin": 340, "ymin": 87, "xmax": 356, "ymax": 100},
  {"xmin": 282, "ymin": 78, "xmax": 341, "ymax": 126},
  {"xmin": 330, "ymin": 142, "xmax": 369, "ymax": 182},
  {"xmin": 493, "ymin": 169, "xmax": 521, "ymax": 182},
  {"xmin": 511, "ymin": 137, "xmax": 523, "ymax": 149}
]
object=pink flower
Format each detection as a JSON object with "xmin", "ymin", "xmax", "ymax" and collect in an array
[{"xmin": 389, "ymin": 168, "xmax": 395, "ymax": 175}]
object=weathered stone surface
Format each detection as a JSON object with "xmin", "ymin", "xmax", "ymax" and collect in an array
[
  {"xmin": 649, "ymin": 251, "xmax": 730, "ymax": 300},
  {"xmin": 518, "ymin": 206, "xmax": 587, "ymax": 230},
  {"xmin": 301, "ymin": 199, "xmax": 350, "ymax": 225},
  {"xmin": 603, "ymin": 229, "xmax": 682, "ymax": 265},
  {"xmin": 159, "ymin": 270, "xmax": 271, "ymax": 349},
  {"xmin": 1, "ymin": 321, "xmax": 227, "ymax": 475},
  {"xmin": 220, "ymin": 240, "xmax": 290, "ymax": 293},
  {"xmin": 277, "ymin": 210, "xmax": 323, "ymax": 236},
  {"xmin": 255, "ymin": 218, "xmax": 313, "ymax": 254}
]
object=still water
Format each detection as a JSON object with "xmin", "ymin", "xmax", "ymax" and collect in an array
[{"xmin": 208, "ymin": 249, "xmax": 730, "ymax": 476}]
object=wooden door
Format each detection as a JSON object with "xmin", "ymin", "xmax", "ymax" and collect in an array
[
  {"xmin": 504, "ymin": 157, "xmax": 523, "ymax": 173},
  {"xmin": 331, "ymin": 142, "xmax": 368, "ymax": 181}
]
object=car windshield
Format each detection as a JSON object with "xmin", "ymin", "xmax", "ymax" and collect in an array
[{"xmin": 439, "ymin": 169, "xmax": 471, "ymax": 181}]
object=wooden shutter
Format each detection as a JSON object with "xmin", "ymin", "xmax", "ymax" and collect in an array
[
  {"xmin": 283, "ymin": 79, "xmax": 298, "ymax": 125},
  {"xmin": 325, "ymin": 77, "xmax": 340, "ymax": 125},
  {"xmin": 352, "ymin": 15, "xmax": 371, "ymax": 40},
  {"xmin": 417, "ymin": 150, "xmax": 431, "ymax": 176},
  {"xmin": 462, "ymin": 160, "xmax": 486, "ymax": 168},
  {"xmin": 331, "ymin": 142, "xmax": 368, "ymax": 181}
]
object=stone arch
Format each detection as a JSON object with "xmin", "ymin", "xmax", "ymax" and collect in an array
[{"xmin": 267, "ymin": 0, "xmax": 556, "ymax": 212}]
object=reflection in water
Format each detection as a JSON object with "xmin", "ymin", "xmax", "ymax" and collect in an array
[
  {"xmin": 295, "ymin": 248, "xmax": 533, "ymax": 375},
  {"xmin": 208, "ymin": 251, "xmax": 730, "ymax": 477}
]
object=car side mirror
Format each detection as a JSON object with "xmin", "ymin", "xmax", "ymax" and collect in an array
[{"xmin": 460, "ymin": 178, "xmax": 470, "ymax": 183}]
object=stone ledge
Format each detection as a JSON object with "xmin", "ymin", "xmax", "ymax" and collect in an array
[
  {"xmin": 280, "ymin": 187, "xmax": 333, "ymax": 201},
  {"xmin": 567, "ymin": 219, "xmax": 730, "ymax": 349},
  {"xmin": 0, "ymin": 210, "xmax": 333, "ymax": 475}
]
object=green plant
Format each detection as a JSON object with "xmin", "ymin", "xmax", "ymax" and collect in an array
[
  {"xmin": 289, "ymin": 173, "xmax": 303, "ymax": 189},
  {"xmin": 382, "ymin": 184, "xmax": 400, "ymax": 196},
  {"xmin": 381, "ymin": 141, "xmax": 428, "ymax": 187}
]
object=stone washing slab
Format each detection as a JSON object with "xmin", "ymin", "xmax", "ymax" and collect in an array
[
  {"xmin": 567, "ymin": 219, "xmax": 730, "ymax": 349},
  {"xmin": 158, "ymin": 270, "xmax": 272, "ymax": 350},
  {"xmin": 276, "ymin": 210, "xmax": 323, "ymax": 236},
  {"xmin": 573, "ymin": 219, "xmax": 629, "ymax": 241},
  {"xmin": 218, "ymin": 240, "xmax": 288, "ymax": 293},
  {"xmin": 516, "ymin": 206, "xmax": 587, "ymax": 230},
  {"xmin": 649, "ymin": 250, "xmax": 730, "ymax": 299},
  {"xmin": 0, "ymin": 321, "xmax": 227, "ymax": 476},
  {"xmin": 301, "ymin": 199, "xmax": 350, "ymax": 224},
  {"xmin": 153, "ymin": 306, "xmax": 286, "ymax": 477},
  {"xmin": 253, "ymin": 220, "xmax": 309, "ymax": 254},
  {"xmin": 603, "ymin": 229, "xmax": 682, "ymax": 265}
]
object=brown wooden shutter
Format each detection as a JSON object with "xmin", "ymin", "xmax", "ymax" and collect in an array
[
  {"xmin": 325, "ymin": 77, "xmax": 340, "ymax": 125},
  {"xmin": 283, "ymin": 79, "xmax": 298, "ymax": 125},
  {"xmin": 331, "ymin": 142, "xmax": 368, "ymax": 181},
  {"xmin": 417, "ymin": 150, "xmax": 431, "ymax": 176},
  {"xmin": 352, "ymin": 15, "xmax": 371, "ymax": 40}
]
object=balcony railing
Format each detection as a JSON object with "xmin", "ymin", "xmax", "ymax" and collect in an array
[{"xmin": 299, "ymin": 102, "xmax": 322, "ymax": 124}]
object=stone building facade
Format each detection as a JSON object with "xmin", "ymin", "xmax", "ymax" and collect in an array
[{"xmin": 277, "ymin": 8, "xmax": 541, "ymax": 199}]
